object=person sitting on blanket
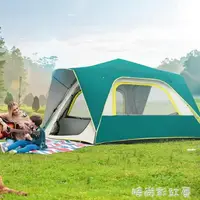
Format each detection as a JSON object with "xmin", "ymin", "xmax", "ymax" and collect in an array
[
  {"xmin": 0, "ymin": 115, "xmax": 47, "ymax": 154},
  {"xmin": 0, "ymin": 101, "xmax": 32, "ymax": 131},
  {"xmin": 0, "ymin": 101, "xmax": 33, "ymax": 142}
]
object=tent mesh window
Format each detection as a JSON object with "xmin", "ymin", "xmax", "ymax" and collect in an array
[
  {"xmin": 53, "ymin": 92, "xmax": 91, "ymax": 136},
  {"xmin": 116, "ymin": 84, "xmax": 177, "ymax": 115},
  {"xmin": 68, "ymin": 92, "xmax": 90, "ymax": 118},
  {"xmin": 116, "ymin": 90, "xmax": 125, "ymax": 114}
]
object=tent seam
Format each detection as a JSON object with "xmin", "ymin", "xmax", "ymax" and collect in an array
[{"xmin": 72, "ymin": 70, "xmax": 97, "ymax": 144}]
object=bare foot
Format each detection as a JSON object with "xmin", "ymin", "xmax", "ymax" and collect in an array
[{"xmin": 0, "ymin": 176, "xmax": 28, "ymax": 196}]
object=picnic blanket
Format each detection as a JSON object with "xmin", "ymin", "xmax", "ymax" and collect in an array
[{"xmin": 0, "ymin": 138, "xmax": 91, "ymax": 155}]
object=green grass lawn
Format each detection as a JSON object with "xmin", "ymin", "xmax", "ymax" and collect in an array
[
  {"xmin": 0, "ymin": 103, "xmax": 200, "ymax": 199},
  {"xmin": 196, "ymin": 99, "xmax": 200, "ymax": 110},
  {"xmin": 0, "ymin": 140, "xmax": 200, "ymax": 200}
]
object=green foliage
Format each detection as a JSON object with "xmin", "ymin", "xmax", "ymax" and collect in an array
[
  {"xmin": 196, "ymin": 98, "xmax": 200, "ymax": 103},
  {"xmin": 195, "ymin": 99, "xmax": 200, "ymax": 111},
  {"xmin": 183, "ymin": 51, "xmax": 200, "ymax": 72},
  {"xmin": 3, "ymin": 46, "xmax": 28, "ymax": 100},
  {"xmin": 0, "ymin": 61, "xmax": 5, "ymax": 100},
  {"xmin": 182, "ymin": 50, "xmax": 200, "ymax": 95},
  {"xmin": 0, "ymin": 27, "xmax": 58, "ymax": 103},
  {"xmin": 0, "ymin": 27, "xmax": 6, "ymax": 99},
  {"xmin": 4, "ymin": 92, "xmax": 13, "ymax": 105},
  {"xmin": 158, "ymin": 58, "xmax": 183, "ymax": 74},
  {"xmin": 32, "ymin": 96, "xmax": 40, "ymax": 112},
  {"xmin": 197, "ymin": 103, "xmax": 200, "ymax": 110},
  {"xmin": 183, "ymin": 49, "xmax": 200, "ymax": 69},
  {"xmin": 0, "ymin": 27, "xmax": 5, "ymax": 49},
  {"xmin": 159, "ymin": 49, "xmax": 200, "ymax": 96},
  {"xmin": 23, "ymin": 55, "xmax": 55, "ymax": 100},
  {"xmin": 37, "ymin": 55, "xmax": 58, "ymax": 69}
]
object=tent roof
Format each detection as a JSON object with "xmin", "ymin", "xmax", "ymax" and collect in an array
[{"xmin": 63, "ymin": 59, "xmax": 199, "ymax": 129}]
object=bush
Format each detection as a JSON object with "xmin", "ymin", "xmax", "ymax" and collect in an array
[
  {"xmin": 32, "ymin": 96, "xmax": 40, "ymax": 112},
  {"xmin": 4, "ymin": 92, "xmax": 13, "ymax": 105},
  {"xmin": 23, "ymin": 93, "xmax": 34, "ymax": 106}
]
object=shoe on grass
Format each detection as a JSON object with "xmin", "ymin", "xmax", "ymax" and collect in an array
[
  {"xmin": 9, "ymin": 150, "xmax": 17, "ymax": 154},
  {"xmin": 0, "ymin": 143, "xmax": 8, "ymax": 153}
]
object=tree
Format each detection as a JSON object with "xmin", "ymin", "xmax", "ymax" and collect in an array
[
  {"xmin": 158, "ymin": 58, "xmax": 183, "ymax": 74},
  {"xmin": 39, "ymin": 95, "xmax": 46, "ymax": 106},
  {"xmin": 4, "ymin": 92, "xmax": 13, "ymax": 105},
  {"xmin": 23, "ymin": 93, "xmax": 34, "ymax": 106},
  {"xmin": 158, "ymin": 50, "xmax": 200, "ymax": 96},
  {"xmin": 0, "ymin": 27, "xmax": 6, "ymax": 100},
  {"xmin": 181, "ymin": 50, "xmax": 200, "ymax": 95},
  {"xmin": 32, "ymin": 96, "xmax": 40, "ymax": 112},
  {"xmin": 183, "ymin": 50, "xmax": 200, "ymax": 72},
  {"xmin": 3, "ymin": 46, "xmax": 28, "ymax": 99},
  {"xmin": 37, "ymin": 56, "xmax": 58, "ymax": 69},
  {"xmin": 22, "ymin": 55, "xmax": 55, "ymax": 98}
]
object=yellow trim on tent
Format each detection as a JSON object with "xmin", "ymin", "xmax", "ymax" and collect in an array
[
  {"xmin": 67, "ymin": 90, "xmax": 82, "ymax": 115},
  {"xmin": 96, "ymin": 76, "xmax": 200, "ymax": 143},
  {"xmin": 116, "ymin": 89, "xmax": 126, "ymax": 113},
  {"xmin": 112, "ymin": 81, "xmax": 182, "ymax": 115},
  {"xmin": 185, "ymin": 104, "xmax": 200, "ymax": 123}
]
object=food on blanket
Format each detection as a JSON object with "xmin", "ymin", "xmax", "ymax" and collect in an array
[{"xmin": 0, "ymin": 176, "xmax": 28, "ymax": 196}]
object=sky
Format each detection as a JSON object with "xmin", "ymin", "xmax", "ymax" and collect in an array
[{"xmin": 1, "ymin": 0, "xmax": 200, "ymax": 69}]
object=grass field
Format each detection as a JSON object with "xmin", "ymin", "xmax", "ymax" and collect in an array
[
  {"xmin": 196, "ymin": 99, "xmax": 200, "ymax": 110},
  {"xmin": 0, "ymin": 141, "xmax": 200, "ymax": 200},
  {"xmin": 0, "ymin": 103, "xmax": 200, "ymax": 199}
]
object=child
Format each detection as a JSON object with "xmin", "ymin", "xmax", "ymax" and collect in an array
[{"xmin": 0, "ymin": 115, "xmax": 47, "ymax": 154}]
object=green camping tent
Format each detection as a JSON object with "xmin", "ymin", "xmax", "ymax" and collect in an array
[{"xmin": 43, "ymin": 59, "xmax": 200, "ymax": 144}]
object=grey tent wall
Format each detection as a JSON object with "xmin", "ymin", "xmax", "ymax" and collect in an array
[
  {"xmin": 116, "ymin": 85, "xmax": 151, "ymax": 115},
  {"xmin": 43, "ymin": 69, "xmax": 76, "ymax": 126},
  {"xmin": 130, "ymin": 85, "xmax": 151, "ymax": 114}
]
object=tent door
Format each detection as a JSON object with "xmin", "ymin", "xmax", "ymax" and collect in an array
[{"xmin": 55, "ymin": 117, "xmax": 91, "ymax": 136}]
